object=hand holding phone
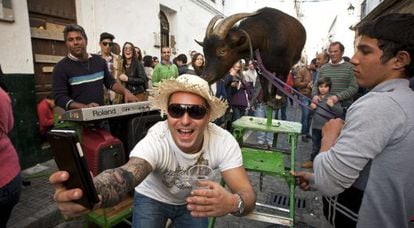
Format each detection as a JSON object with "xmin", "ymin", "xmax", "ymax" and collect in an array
[
  {"xmin": 49, "ymin": 170, "xmax": 95, "ymax": 218},
  {"xmin": 47, "ymin": 129, "xmax": 99, "ymax": 209}
]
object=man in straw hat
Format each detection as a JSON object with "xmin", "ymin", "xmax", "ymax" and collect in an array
[
  {"xmin": 50, "ymin": 74, "xmax": 256, "ymax": 227},
  {"xmin": 293, "ymin": 13, "xmax": 414, "ymax": 228}
]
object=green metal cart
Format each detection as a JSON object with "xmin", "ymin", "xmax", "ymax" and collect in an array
[{"xmin": 209, "ymin": 108, "xmax": 301, "ymax": 228}]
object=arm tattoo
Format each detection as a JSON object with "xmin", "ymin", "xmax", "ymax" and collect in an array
[{"xmin": 94, "ymin": 157, "xmax": 152, "ymax": 207}]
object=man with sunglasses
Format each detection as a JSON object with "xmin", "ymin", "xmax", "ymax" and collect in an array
[
  {"xmin": 50, "ymin": 74, "xmax": 256, "ymax": 227},
  {"xmin": 98, "ymin": 32, "xmax": 124, "ymax": 105},
  {"xmin": 53, "ymin": 24, "xmax": 137, "ymax": 112}
]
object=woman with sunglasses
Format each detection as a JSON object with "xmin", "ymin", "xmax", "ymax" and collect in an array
[
  {"xmin": 50, "ymin": 74, "xmax": 256, "ymax": 228},
  {"xmin": 119, "ymin": 42, "xmax": 148, "ymax": 101}
]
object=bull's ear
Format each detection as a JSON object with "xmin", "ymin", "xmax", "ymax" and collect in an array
[
  {"xmin": 195, "ymin": 39, "xmax": 204, "ymax": 47},
  {"xmin": 229, "ymin": 31, "xmax": 248, "ymax": 50}
]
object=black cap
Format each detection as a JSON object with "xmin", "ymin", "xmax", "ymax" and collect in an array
[{"xmin": 100, "ymin": 32, "xmax": 115, "ymax": 42}]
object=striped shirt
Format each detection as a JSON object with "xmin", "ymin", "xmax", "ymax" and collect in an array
[
  {"xmin": 317, "ymin": 61, "xmax": 358, "ymax": 107},
  {"xmin": 53, "ymin": 54, "xmax": 115, "ymax": 110}
]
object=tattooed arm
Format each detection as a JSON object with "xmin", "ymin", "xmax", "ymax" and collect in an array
[
  {"xmin": 94, "ymin": 157, "xmax": 153, "ymax": 207},
  {"xmin": 49, "ymin": 157, "xmax": 152, "ymax": 217}
]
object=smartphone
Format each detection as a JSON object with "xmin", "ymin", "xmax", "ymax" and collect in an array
[{"xmin": 47, "ymin": 129, "xmax": 99, "ymax": 209}]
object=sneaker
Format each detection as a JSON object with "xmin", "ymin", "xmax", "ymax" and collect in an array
[
  {"xmin": 257, "ymin": 140, "xmax": 264, "ymax": 145},
  {"xmin": 301, "ymin": 136, "xmax": 309, "ymax": 143},
  {"xmin": 301, "ymin": 160, "xmax": 313, "ymax": 169}
]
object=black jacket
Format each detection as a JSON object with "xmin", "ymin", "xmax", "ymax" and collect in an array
[{"xmin": 125, "ymin": 60, "xmax": 147, "ymax": 94}]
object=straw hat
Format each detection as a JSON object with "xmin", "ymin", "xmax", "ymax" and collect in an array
[{"xmin": 150, "ymin": 74, "xmax": 228, "ymax": 121}]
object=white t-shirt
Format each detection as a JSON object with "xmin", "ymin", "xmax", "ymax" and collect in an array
[
  {"xmin": 243, "ymin": 69, "xmax": 257, "ymax": 86},
  {"xmin": 130, "ymin": 120, "xmax": 242, "ymax": 205}
]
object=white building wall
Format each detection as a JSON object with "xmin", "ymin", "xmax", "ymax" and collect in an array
[
  {"xmin": 0, "ymin": 0, "xmax": 33, "ymax": 74},
  {"xmin": 166, "ymin": 0, "xmax": 223, "ymax": 57},
  {"xmin": 328, "ymin": 1, "xmax": 361, "ymax": 58},
  {"xmin": 337, "ymin": 1, "xmax": 364, "ymax": 57},
  {"xmin": 76, "ymin": 0, "xmax": 160, "ymax": 57},
  {"xmin": 306, "ymin": 0, "xmax": 362, "ymax": 58},
  {"xmin": 76, "ymin": 0, "xmax": 224, "ymax": 61}
]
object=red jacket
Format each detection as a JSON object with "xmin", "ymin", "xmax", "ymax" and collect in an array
[
  {"xmin": 37, "ymin": 99, "xmax": 54, "ymax": 135},
  {"xmin": 0, "ymin": 88, "xmax": 20, "ymax": 187}
]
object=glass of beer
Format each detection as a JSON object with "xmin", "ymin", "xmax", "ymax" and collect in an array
[{"xmin": 187, "ymin": 165, "xmax": 212, "ymax": 189}]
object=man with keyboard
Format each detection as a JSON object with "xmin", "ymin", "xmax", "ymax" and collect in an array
[{"xmin": 53, "ymin": 24, "xmax": 138, "ymax": 111}]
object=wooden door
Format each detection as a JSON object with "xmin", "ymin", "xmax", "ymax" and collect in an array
[{"xmin": 27, "ymin": 0, "xmax": 76, "ymax": 101}]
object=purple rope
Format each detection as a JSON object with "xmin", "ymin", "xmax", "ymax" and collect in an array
[{"xmin": 253, "ymin": 49, "xmax": 341, "ymax": 120}]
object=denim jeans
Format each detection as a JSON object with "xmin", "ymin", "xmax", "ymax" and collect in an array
[
  {"xmin": 277, "ymin": 105, "xmax": 287, "ymax": 120},
  {"xmin": 231, "ymin": 105, "xmax": 246, "ymax": 122},
  {"xmin": 132, "ymin": 192, "xmax": 208, "ymax": 228},
  {"xmin": 311, "ymin": 129, "xmax": 322, "ymax": 161},
  {"xmin": 255, "ymin": 103, "xmax": 276, "ymax": 144},
  {"xmin": 0, "ymin": 173, "xmax": 21, "ymax": 227},
  {"xmin": 299, "ymin": 96, "xmax": 311, "ymax": 135}
]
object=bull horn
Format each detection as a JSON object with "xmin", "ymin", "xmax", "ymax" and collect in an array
[
  {"xmin": 194, "ymin": 39, "xmax": 204, "ymax": 47},
  {"xmin": 213, "ymin": 12, "xmax": 256, "ymax": 40},
  {"xmin": 206, "ymin": 15, "xmax": 223, "ymax": 38}
]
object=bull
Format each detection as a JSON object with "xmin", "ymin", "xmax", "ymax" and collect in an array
[{"xmin": 197, "ymin": 7, "xmax": 306, "ymax": 102}]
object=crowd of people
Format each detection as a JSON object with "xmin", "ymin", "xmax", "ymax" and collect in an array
[
  {"xmin": 49, "ymin": 13, "xmax": 414, "ymax": 228},
  {"xmin": 1, "ymin": 12, "xmax": 413, "ymax": 228}
]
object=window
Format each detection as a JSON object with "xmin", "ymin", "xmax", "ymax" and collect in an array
[
  {"xmin": 0, "ymin": 0, "xmax": 14, "ymax": 22},
  {"xmin": 159, "ymin": 11, "xmax": 169, "ymax": 48}
]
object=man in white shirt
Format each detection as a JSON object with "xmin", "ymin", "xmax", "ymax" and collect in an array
[
  {"xmin": 50, "ymin": 74, "xmax": 256, "ymax": 227},
  {"xmin": 243, "ymin": 60, "xmax": 257, "ymax": 87}
]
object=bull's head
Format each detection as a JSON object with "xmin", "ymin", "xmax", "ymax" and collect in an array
[{"xmin": 197, "ymin": 13, "xmax": 257, "ymax": 84}]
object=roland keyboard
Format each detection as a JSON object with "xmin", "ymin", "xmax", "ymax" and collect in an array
[{"xmin": 61, "ymin": 101, "xmax": 155, "ymax": 121}]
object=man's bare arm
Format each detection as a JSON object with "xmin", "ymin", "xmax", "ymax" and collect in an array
[
  {"xmin": 94, "ymin": 157, "xmax": 152, "ymax": 207},
  {"xmin": 221, "ymin": 166, "xmax": 256, "ymax": 215},
  {"xmin": 320, "ymin": 118, "xmax": 344, "ymax": 152},
  {"xmin": 186, "ymin": 166, "xmax": 256, "ymax": 217}
]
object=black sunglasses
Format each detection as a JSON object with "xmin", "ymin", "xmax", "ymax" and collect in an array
[
  {"xmin": 167, "ymin": 104, "xmax": 208, "ymax": 120},
  {"xmin": 102, "ymin": 41, "xmax": 113, "ymax": 47}
]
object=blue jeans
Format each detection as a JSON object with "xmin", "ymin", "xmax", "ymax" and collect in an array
[
  {"xmin": 231, "ymin": 105, "xmax": 246, "ymax": 122},
  {"xmin": 299, "ymin": 96, "xmax": 311, "ymax": 135},
  {"xmin": 276, "ymin": 105, "xmax": 287, "ymax": 121},
  {"xmin": 132, "ymin": 192, "xmax": 208, "ymax": 228},
  {"xmin": 255, "ymin": 103, "xmax": 276, "ymax": 144},
  {"xmin": 0, "ymin": 173, "xmax": 21, "ymax": 227}
]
